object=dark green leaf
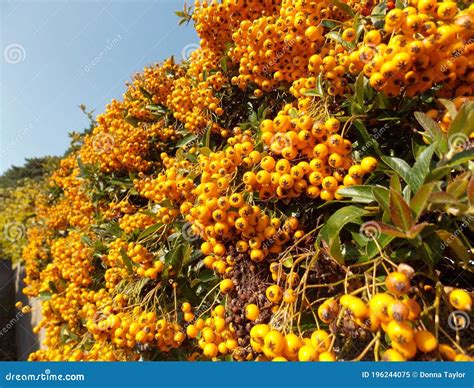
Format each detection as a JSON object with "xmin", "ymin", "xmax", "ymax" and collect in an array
[
  {"xmin": 319, "ymin": 206, "xmax": 370, "ymax": 263},
  {"xmin": 165, "ymin": 243, "xmax": 193, "ymax": 276},
  {"xmin": 370, "ymin": 1, "xmax": 387, "ymax": 29},
  {"xmin": 139, "ymin": 86, "xmax": 153, "ymax": 100},
  {"xmin": 353, "ymin": 119, "xmax": 382, "ymax": 156},
  {"xmin": 125, "ymin": 116, "xmax": 140, "ymax": 127},
  {"xmin": 365, "ymin": 234, "xmax": 395, "ymax": 260},
  {"xmin": 372, "ymin": 186, "xmax": 390, "ymax": 214},
  {"xmin": 436, "ymin": 230, "xmax": 470, "ymax": 267},
  {"xmin": 355, "ymin": 72, "xmax": 365, "ymax": 107}
]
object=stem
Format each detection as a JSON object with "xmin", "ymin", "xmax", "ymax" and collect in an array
[
  {"xmin": 353, "ymin": 332, "xmax": 380, "ymax": 361},
  {"xmin": 434, "ymin": 282, "xmax": 441, "ymax": 342}
]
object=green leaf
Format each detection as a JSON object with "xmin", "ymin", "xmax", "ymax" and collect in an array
[
  {"xmin": 406, "ymin": 222, "xmax": 430, "ymax": 239},
  {"xmin": 197, "ymin": 269, "xmax": 217, "ymax": 283},
  {"xmin": 436, "ymin": 230, "xmax": 470, "ymax": 267},
  {"xmin": 319, "ymin": 206, "xmax": 370, "ymax": 263},
  {"xmin": 119, "ymin": 247, "xmax": 134, "ymax": 274},
  {"xmin": 374, "ymin": 92, "xmax": 391, "ymax": 110},
  {"xmin": 428, "ymin": 192, "xmax": 461, "ymax": 206},
  {"xmin": 355, "ymin": 72, "xmax": 365, "ymax": 107},
  {"xmin": 372, "ymin": 186, "xmax": 390, "ymax": 214},
  {"xmin": 353, "ymin": 119, "xmax": 382, "ymax": 156},
  {"xmin": 331, "ymin": 0, "xmax": 355, "ymax": 16},
  {"xmin": 220, "ymin": 56, "xmax": 228, "ymax": 73},
  {"xmin": 441, "ymin": 149, "xmax": 474, "ymax": 168},
  {"xmin": 165, "ymin": 242, "xmax": 193, "ymax": 276},
  {"xmin": 321, "ymin": 19, "xmax": 341, "ymax": 29},
  {"xmin": 438, "ymin": 99, "xmax": 457, "ymax": 119},
  {"xmin": 365, "ymin": 234, "xmax": 395, "ymax": 260},
  {"xmin": 448, "ymin": 101, "xmax": 474, "ymax": 139},
  {"xmin": 137, "ymin": 223, "xmax": 162, "ymax": 240},
  {"xmin": 190, "ymin": 269, "xmax": 218, "ymax": 288},
  {"xmin": 39, "ymin": 291, "xmax": 52, "ymax": 300},
  {"xmin": 372, "ymin": 222, "xmax": 407, "ymax": 238},
  {"xmin": 447, "ymin": 172, "xmax": 470, "ymax": 199},
  {"xmin": 410, "ymin": 182, "xmax": 436, "ymax": 218},
  {"xmin": 408, "ymin": 143, "xmax": 436, "ymax": 193},
  {"xmin": 146, "ymin": 104, "xmax": 166, "ymax": 115},
  {"xmin": 390, "ymin": 172, "xmax": 402, "ymax": 194},
  {"xmin": 382, "ymin": 156, "xmax": 411, "ymax": 186},
  {"xmin": 414, "ymin": 112, "xmax": 448, "ymax": 157},
  {"xmin": 389, "ymin": 188, "xmax": 414, "ymax": 232},
  {"xmin": 282, "ymin": 256, "xmax": 294, "ymax": 268},
  {"xmin": 426, "ymin": 165, "xmax": 453, "ymax": 181},
  {"xmin": 303, "ymin": 88, "xmax": 323, "ymax": 98},
  {"xmin": 139, "ymin": 86, "xmax": 153, "ymax": 100},
  {"xmin": 337, "ymin": 185, "xmax": 375, "ymax": 203},
  {"xmin": 203, "ymin": 125, "xmax": 211, "ymax": 148},
  {"xmin": 468, "ymin": 176, "xmax": 474, "ymax": 207},
  {"xmin": 370, "ymin": 1, "xmax": 387, "ymax": 29},
  {"xmin": 316, "ymin": 74, "xmax": 324, "ymax": 96},
  {"xmin": 353, "ymin": 13, "xmax": 364, "ymax": 43},
  {"xmin": 176, "ymin": 133, "xmax": 198, "ymax": 148},
  {"xmin": 326, "ymin": 31, "xmax": 354, "ymax": 50},
  {"xmin": 81, "ymin": 235, "xmax": 93, "ymax": 247}
]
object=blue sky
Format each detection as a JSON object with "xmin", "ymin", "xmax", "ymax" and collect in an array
[{"xmin": 0, "ymin": 0, "xmax": 198, "ymax": 173}]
